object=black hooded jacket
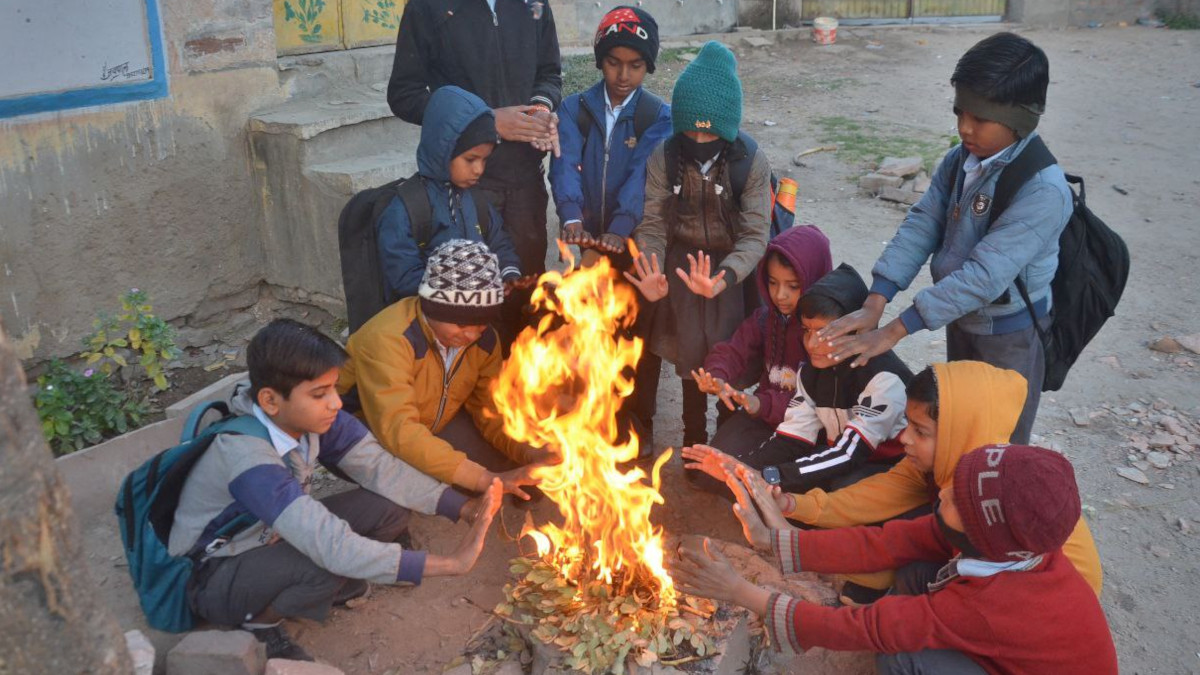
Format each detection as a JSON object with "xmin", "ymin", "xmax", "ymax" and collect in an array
[{"xmin": 387, "ymin": 0, "xmax": 562, "ymax": 188}]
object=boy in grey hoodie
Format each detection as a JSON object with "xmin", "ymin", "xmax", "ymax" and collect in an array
[
  {"xmin": 818, "ymin": 33, "xmax": 1070, "ymax": 444},
  {"xmin": 170, "ymin": 319, "xmax": 501, "ymax": 661}
]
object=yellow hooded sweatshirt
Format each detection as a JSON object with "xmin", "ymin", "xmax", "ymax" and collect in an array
[{"xmin": 785, "ymin": 360, "xmax": 1102, "ymax": 596}]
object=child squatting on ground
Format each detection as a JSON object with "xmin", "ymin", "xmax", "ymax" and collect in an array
[
  {"xmin": 339, "ymin": 240, "xmax": 555, "ymax": 501},
  {"xmin": 686, "ymin": 263, "xmax": 913, "ymax": 496},
  {"xmin": 171, "ymin": 319, "xmax": 502, "ymax": 661},
  {"xmin": 671, "ymin": 445, "xmax": 1118, "ymax": 674},
  {"xmin": 375, "ymin": 86, "xmax": 528, "ymax": 303},
  {"xmin": 687, "ymin": 225, "xmax": 832, "ymax": 465},
  {"xmin": 625, "ymin": 40, "xmax": 773, "ymax": 449},
  {"xmin": 818, "ymin": 32, "xmax": 1072, "ymax": 445}
]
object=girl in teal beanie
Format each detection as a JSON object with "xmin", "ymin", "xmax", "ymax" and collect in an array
[{"xmin": 626, "ymin": 41, "xmax": 773, "ymax": 448}]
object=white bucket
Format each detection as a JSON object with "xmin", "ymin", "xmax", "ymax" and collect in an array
[{"xmin": 812, "ymin": 16, "xmax": 838, "ymax": 45}]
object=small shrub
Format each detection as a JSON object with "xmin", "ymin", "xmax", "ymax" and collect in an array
[
  {"xmin": 34, "ymin": 361, "xmax": 149, "ymax": 456},
  {"xmin": 81, "ymin": 288, "xmax": 179, "ymax": 390},
  {"xmin": 1158, "ymin": 9, "xmax": 1200, "ymax": 29}
]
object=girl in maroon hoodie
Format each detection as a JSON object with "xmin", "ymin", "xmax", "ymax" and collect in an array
[{"xmin": 689, "ymin": 225, "xmax": 831, "ymax": 467}]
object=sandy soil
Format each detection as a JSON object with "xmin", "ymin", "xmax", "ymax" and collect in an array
[{"xmin": 83, "ymin": 23, "xmax": 1200, "ymax": 675}]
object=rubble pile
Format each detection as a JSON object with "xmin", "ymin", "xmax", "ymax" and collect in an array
[{"xmin": 858, "ymin": 156, "xmax": 930, "ymax": 205}]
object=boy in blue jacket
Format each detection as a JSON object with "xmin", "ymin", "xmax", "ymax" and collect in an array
[
  {"xmin": 819, "ymin": 33, "xmax": 1070, "ymax": 443},
  {"xmin": 551, "ymin": 6, "xmax": 672, "ymax": 266},
  {"xmin": 377, "ymin": 86, "xmax": 528, "ymax": 303}
]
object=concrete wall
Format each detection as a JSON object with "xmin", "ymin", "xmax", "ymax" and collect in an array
[
  {"xmin": 1009, "ymin": 0, "xmax": 1164, "ymax": 24},
  {"xmin": 0, "ymin": 0, "xmax": 287, "ymax": 362},
  {"xmin": 558, "ymin": 0, "xmax": 740, "ymax": 43}
]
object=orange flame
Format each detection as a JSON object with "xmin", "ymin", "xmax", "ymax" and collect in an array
[{"xmin": 495, "ymin": 250, "xmax": 675, "ymax": 606}]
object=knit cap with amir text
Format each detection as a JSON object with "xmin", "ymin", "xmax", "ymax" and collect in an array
[
  {"xmin": 670, "ymin": 41, "xmax": 743, "ymax": 142},
  {"xmin": 418, "ymin": 239, "xmax": 505, "ymax": 325}
]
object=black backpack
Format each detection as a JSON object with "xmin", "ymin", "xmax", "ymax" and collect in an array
[
  {"xmin": 983, "ymin": 136, "xmax": 1130, "ymax": 392},
  {"xmin": 573, "ymin": 89, "xmax": 664, "ymax": 150},
  {"xmin": 337, "ymin": 173, "xmax": 492, "ymax": 332},
  {"xmin": 663, "ymin": 132, "xmax": 795, "ymax": 239}
]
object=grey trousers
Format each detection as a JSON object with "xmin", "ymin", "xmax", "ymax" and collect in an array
[
  {"xmin": 874, "ymin": 561, "xmax": 987, "ymax": 674},
  {"xmin": 436, "ymin": 410, "xmax": 518, "ymax": 474},
  {"xmin": 187, "ymin": 488, "xmax": 410, "ymax": 626},
  {"xmin": 946, "ymin": 316, "xmax": 1048, "ymax": 444}
]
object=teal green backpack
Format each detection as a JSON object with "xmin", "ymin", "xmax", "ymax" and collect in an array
[{"xmin": 114, "ymin": 401, "xmax": 269, "ymax": 632}]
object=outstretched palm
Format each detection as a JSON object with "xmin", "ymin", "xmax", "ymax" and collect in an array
[
  {"xmin": 676, "ymin": 251, "xmax": 727, "ymax": 298},
  {"xmin": 624, "ymin": 249, "xmax": 669, "ymax": 302}
]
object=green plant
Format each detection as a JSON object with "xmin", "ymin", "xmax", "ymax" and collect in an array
[
  {"xmin": 283, "ymin": 0, "xmax": 327, "ymax": 42},
  {"xmin": 34, "ymin": 361, "xmax": 149, "ymax": 456},
  {"xmin": 82, "ymin": 288, "xmax": 179, "ymax": 391},
  {"xmin": 1157, "ymin": 9, "xmax": 1200, "ymax": 29},
  {"xmin": 362, "ymin": 0, "xmax": 399, "ymax": 30}
]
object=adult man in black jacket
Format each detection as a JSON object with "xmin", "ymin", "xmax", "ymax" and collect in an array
[{"xmin": 388, "ymin": 0, "xmax": 563, "ymax": 348}]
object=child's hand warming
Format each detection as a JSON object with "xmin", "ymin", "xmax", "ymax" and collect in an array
[
  {"xmin": 427, "ymin": 479, "xmax": 502, "ymax": 576},
  {"xmin": 623, "ymin": 249, "xmax": 668, "ymax": 302},
  {"xmin": 670, "ymin": 538, "xmax": 771, "ymax": 616},
  {"xmin": 676, "ymin": 251, "xmax": 728, "ymax": 298},
  {"xmin": 690, "ymin": 367, "xmax": 727, "ymax": 395},
  {"xmin": 596, "ymin": 233, "xmax": 626, "ymax": 254},
  {"xmin": 681, "ymin": 443, "xmax": 740, "ymax": 483},
  {"xmin": 734, "ymin": 465, "xmax": 794, "ymax": 531},
  {"xmin": 726, "ymin": 470, "xmax": 772, "ymax": 550},
  {"xmin": 719, "ymin": 383, "xmax": 760, "ymax": 416},
  {"xmin": 561, "ymin": 222, "xmax": 594, "ymax": 248},
  {"xmin": 488, "ymin": 464, "xmax": 542, "ymax": 501}
]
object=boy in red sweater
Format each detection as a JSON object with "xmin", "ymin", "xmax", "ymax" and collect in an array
[{"xmin": 672, "ymin": 445, "xmax": 1117, "ymax": 675}]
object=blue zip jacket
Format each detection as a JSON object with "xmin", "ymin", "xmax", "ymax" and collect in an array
[
  {"xmin": 549, "ymin": 81, "xmax": 672, "ymax": 239},
  {"xmin": 377, "ymin": 86, "xmax": 522, "ymax": 302},
  {"xmin": 870, "ymin": 132, "xmax": 1072, "ymax": 335}
]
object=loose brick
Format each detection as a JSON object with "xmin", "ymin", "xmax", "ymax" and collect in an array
[
  {"xmin": 265, "ymin": 659, "xmax": 346, "ymax": 675},
  {"xmin": 167, "ymin": 630, "xmax": 265, "ymax": 675}
]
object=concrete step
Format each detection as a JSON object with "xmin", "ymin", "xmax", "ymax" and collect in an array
[
  {"xmin": 249, "ymin": 84, "xmax": 419, "ymax": 166},
  {"xmin": 307, "ymin": 150, "xmax": 416, "ymax": 195}
]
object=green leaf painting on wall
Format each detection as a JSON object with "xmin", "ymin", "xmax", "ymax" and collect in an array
[
  {"xmin": 362, "ymin": 0, "xmax": 400, "ymax": 30},
  {"xmin": 283, "ymin": 0, "xmax": 328, "ymax": 43}
]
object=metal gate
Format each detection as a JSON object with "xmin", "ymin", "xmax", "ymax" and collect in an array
[{"xmin": 799, "ymin": 0, "xmax": 1005, "ymax": 21}]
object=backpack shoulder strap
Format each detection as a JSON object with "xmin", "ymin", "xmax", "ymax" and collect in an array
[
  {"xmin": 632, "ymin": 90, "xmax": 664, "ymax": 139},
  {"xmin": 395, "ymin": 173, "xmax": 434, "ymax": 249},
  {"xmin": 468, "ymin": 188, "xmax": 492, "ymax": 236},
  {"xmin": 987, "ymin": 136, "xmax": 1056, "ymax": 228},
  {"xmin": 728, "ymin": 132, "xmax": 759, "ymax": 204},
  {"xmin": 663, "ymin": 134, "xmax": 682, "ymax": 192},
  {"xmin": 575, "ymin": 102, "xmax": 594, "ymax": 146},
  {"xmin": 180, "ymin": 401, "xmax": 230, "ymax": 443}
]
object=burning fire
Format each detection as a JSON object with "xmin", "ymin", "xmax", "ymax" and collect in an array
[{"xmin": 493, "ymin": 243, "xmax": 675, "ymax": 609}]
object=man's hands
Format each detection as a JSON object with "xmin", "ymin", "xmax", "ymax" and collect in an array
[
  {"xmin": 426, "ymin": 478, "xmax": 502, "ymax": 576},
  {"xmin": 494, "ymin": 105, "xmax": 560, "ymax": 157},
  {"xmin": 528, "ymin": 108, "xmax": 560, "ymax": 158},
  {"xmin": 504, "ymin": 275, "xmax": 538, "ymax": 297},
  {"xmin": 623, "ymin": 250, "xmax": 669, "ymax": 302},
  {"xmin": 816, "ymin": 293, "xmax": 908, "ymax": 368},
  {"xmin": 676, "ymin": 252, "xmax": 727, "ymax": 298},
  {"xmin": 483, "ymin": 464, "xmax": 541, "ymax": 501}
]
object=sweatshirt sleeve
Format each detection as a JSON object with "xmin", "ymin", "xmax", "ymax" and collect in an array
[
  {"xmin": 772, "ymin": 515, "xmax": 954, "ymax": 575},
  {"xmin": 633, "ymin": 145, "xmax": 671, "ymax": 266},
  {"xmin": 387, "ymin": 0, "xmax": 434, "ymax": 124},
  {"xmin": 346, "ymin": 328, "xmax": 485, "ymax": 490},
  {"xmin": 549, "ymin": 95, "xmax": 587, "ymax": 227},
  {"xmin": 377, "ymin": 198, "xmax": 426, "ymax": 301},
  {"xmin": 869, "ymin": 148, "xmax": 959, "ymax": 300},
  {"xmin": 786, "ymin": 457, "xmax": 932, "ymax": 528},
  {"xmin": 718, "ymin": 150, "xmax": 772, "ymax": 284},
  {"xmin": 317, "ymin": 411, "xmax": 467, "ymax": 521},
  {"xmin": 528, "ymin": 2, "xmax": 562, "ymax": 111},
  {"xmin": 607, "ymin": 102, "xmax": 674, "ymax": 238},
  {"xmin": 703, "ymin": 310, "xmax": 765, "ymax": 386},
  {"xmin": 217, "ymin": 436, "xmax": 424, "ymax": 585}
]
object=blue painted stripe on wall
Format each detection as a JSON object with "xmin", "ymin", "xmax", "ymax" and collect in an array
[{"xmin": 0, "ymin": 0, "xmax": 169, "ymax": 119}]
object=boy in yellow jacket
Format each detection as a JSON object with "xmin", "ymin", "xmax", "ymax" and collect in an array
[
  {"xmin": 339, "ymin": 240, "xmax": 551, "ymax": 499},
  {"xmin": 686, "ymin": 360, "xmax": 1101, "ymax": 601}
]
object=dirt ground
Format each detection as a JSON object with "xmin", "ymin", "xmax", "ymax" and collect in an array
[{"xmin": 81, "ymin": 23, "xmax": 1200, "ymax": 675}]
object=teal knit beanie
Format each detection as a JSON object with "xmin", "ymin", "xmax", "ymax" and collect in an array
[{"xmin": 671, "ymin": 41, "xmax": 742, "ymax": 142}]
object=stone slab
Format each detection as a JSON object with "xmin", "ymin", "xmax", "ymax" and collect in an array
[
  {"xmin": 166, "ymin": 630, "xmax": 265, "ymax": 675},
  {"xmin": 249, "ymin": 86, "xmax": 395, "ymax": 140},
  {"xmin": 308, "ymin": 151, "xmax": 418, "ymax": 195},
  {"xmin": 265, "ymin": 658, "xmax": 346, "ymax": 675},
  {"xmin": 876, "ymin": 156, "xmax": 924, "ymax": 178},
  {"xmin": 878, "ymin": 186, "xmax": 920, "ymax": 205},
  {"xmin": 126, "ymin": 629, "xmax": 155, "ymax": 675},
  {"xmin": 858, "ymin": 173, "xmax": 903, "ymax": 194}
]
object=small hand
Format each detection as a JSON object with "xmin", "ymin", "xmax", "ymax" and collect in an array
[
  {"xmin": 718, "ymin": 383, "xmax": 760, "ymax": 416},
  {"xmin": 562, "ymin": 222, "xmax": 594, "ymax": 248},
  {"xmin": 675, "ymin": 251, "xmax": 727, "ymax": 298},
  {"xmin": 451, "ymin": 478, "xmax": 501, "ymax": 572},
  {"xmin": 826, "ymin": 320, "xmax": 907, "ymax": 369},
  {"xmin": 494, "ymin": 105, "xmax": 547, "ymax": 143},
  {"xmin": 623, "ymin": 250, "xmax": 668, "ymax": 302},
  {"xmin": 817, "ymin": 294, "xmax": 886, "ymax": 342},
  {"xmin": 690, "ymin": 367, "xmax": 727, "ymax": 396},
  {"xmin": 492, "ymin": 464, "xmax": 542, "ymax": 501},
  {"xmin": 670, "ymin": 538, "xmax": 747, "ymax": 604},
  {"xmin": 596, "ymin": 233, "xmax": 626, "ymax": 253},
  {"xmin": 726, "ymin": 470, "xmax": 772, "ymax": 550},
  {"xmin": 735, "ymin": 465, "xmax": 792, "ymax": 531},
  {"xmin": 681, "ymin": 443, "xmax": 739, "ymax": 483}
]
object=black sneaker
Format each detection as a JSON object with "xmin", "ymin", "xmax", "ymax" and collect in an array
[
  {"xmin": 838, "ymin": 581, "xmax": 889, "ymax": 607},
  {"xmin": 249, "ymin": 625, "xmax": 314, "ymax": 661},
  {"xmin": 333, "ymin": 579, "xmax": 370, "ymax": 607}
]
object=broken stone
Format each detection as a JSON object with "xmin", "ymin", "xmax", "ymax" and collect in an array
[
  {"xmin": 743, "ymin": 36, "xmax": 773, "ymax": 48},
  {"xmin": 1069, "ymin": 408, "xmax": 1092, "ymax": 427},
  {"xmin": 876, "ymin": 156, "xmax": 924, "ymax": 178},
  {"xmin": 1148, "ymin": 433, "xmax": 1176, "ymax": 449},
  {"xmin": 167, "ymin": 630, "xmax": 265, "ymax": 675},
  {"xmin": 264, "ymin": 659, "xmax": 345, "ymax": 675},
  {"xmin": 1096, "ymin": 355, "xmax": 1122, "ymax": 369},
  {"xmin": 1160, "ymin": 416, "xmax": 1190, "ymax": 436},
  {"xmin": 1180, "ymin": 517, "xmax": 1191, "ymax": 533},
  {"xmin": 858, "ymin": 173, "xmax": 904, "ymax": 194},
  {"xmin": 878, "ymin": 186, "xmax": 919, "ymax": 205},
  {"xmin": 1115, "ymin": 466, "xmax": 1149, "ymax": 485},
  {"xmin": 1146, "ymin": 451, "xmax": 1172, "ymax": 469},
  {"xmin": 125, "ymin": 630, "xmax": 154, "ymax": 675},
  {"xmin": 1148, "ymin": 336, "xmax": 1184, "ymax": 354},
  {"xmin": 1176, "ymin": 333, "xmax": 1200, "ymax": 354},
  {"xmin": 1131, "ymin": 460, "xmax": 1152, "ymax": 472},
  {"xmin": 1149, "ymin": 545, "xmax": 1171, "ymax": 558},
  {"xmin": 912, "ymin": 172, "xmax": 931, "ymax": 193}
]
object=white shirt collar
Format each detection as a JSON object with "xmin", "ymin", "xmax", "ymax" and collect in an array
[
  {"xmin": 963, "ymin": 141, "xmax": 1016, "ymax": 175},
  {"xmin": 604, "ymin": 87, "xmax": 634, "ymax": 114},
  {"xmin": 251, "ymin": 403, "xmax": 307, "ymax": 458}
]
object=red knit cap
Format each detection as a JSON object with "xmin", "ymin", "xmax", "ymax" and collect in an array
[{"xmin": 952, "ymin": 445, "xmax": 1081, "ymax": 562}]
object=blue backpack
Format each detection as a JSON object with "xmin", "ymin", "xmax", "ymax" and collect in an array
[{"xmin": 114, "ymin": 401, "xmax": 270, "ymax": 632}]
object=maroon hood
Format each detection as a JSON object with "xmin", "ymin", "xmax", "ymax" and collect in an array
[{"xmin": 755, "ymin": 225, "xmax": 833, "ymax": 315}]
